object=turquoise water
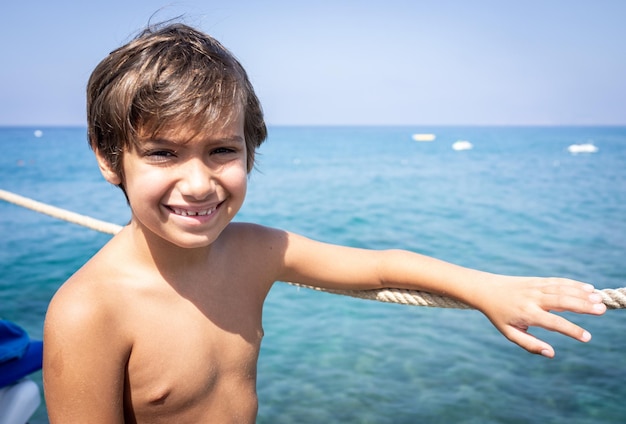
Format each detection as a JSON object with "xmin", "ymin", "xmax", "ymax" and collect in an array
[{"xmin": 1, "ymin": 126, "xmax": 625, "ymax": 423}]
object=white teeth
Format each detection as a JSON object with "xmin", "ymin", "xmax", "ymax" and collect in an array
[{"xmin": 171, "ymin": 207, "xmax": 216, "ymax": 217}]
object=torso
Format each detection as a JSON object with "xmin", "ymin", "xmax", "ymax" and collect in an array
[{"xmin": 80, "ymin": 222, "xmax": 281, "ymax": 423}]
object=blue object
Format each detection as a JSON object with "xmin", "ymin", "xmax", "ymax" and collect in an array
[
  {"xmin": 0, "ymin": 321, "xmax": 43, "ymax": 388},
  {"xmin": 0, "ymin": 321, "xmax": 29, "ymax": 363}
]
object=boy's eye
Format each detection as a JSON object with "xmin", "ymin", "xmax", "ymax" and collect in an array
[
  {"xmin": 149, "ymin": 150, "xmax": 175, "ymax": 157},
  {"xmin": 146, "ymin": 150, "xmax": 174, "ymax": 159},
  {"xmin": 143, "ymin": 150, "xmax": 176, "ymax": 162},
  {"xmin": 212, "ymin": 147, "xmax": 235, "ymax": 154}
]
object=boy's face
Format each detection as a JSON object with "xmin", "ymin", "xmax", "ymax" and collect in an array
[{"xmin": 106, "ymin": 109, "xmax": 248, "ymax": 249}]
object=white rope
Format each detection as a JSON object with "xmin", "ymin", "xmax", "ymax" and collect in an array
[{"xmin": 0, "ymin": 189, "xmax": 122, "ymax": 235}]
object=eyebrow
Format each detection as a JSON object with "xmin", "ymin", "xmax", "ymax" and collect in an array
[
  {"xmin": 142, "ymin": 134, "xmax": 245, "ymax": 146},
  {"xmin": 216, "ymin": 135, "xmax": 245, "ymax": 144}
]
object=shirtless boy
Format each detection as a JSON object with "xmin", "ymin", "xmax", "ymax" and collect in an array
[{"xmin": 43, "ymin": 23, "xmax": 607, "ymax": 423}]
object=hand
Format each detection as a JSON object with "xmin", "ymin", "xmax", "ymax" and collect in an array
[{"xmin": 476, "ymin": 276, "xmax": 606, "ymax": 358}]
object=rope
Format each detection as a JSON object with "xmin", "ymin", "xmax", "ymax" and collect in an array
[
  {"xmin": 2, "ymin": 188, "xmax": 625, "ymax": 310},
  {"xmin": 0, "ymin": 189, "xmax": 122, "ymax": 235}
]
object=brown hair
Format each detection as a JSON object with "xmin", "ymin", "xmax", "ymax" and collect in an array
[{"xmin": 87, "ymin": 23, "xmax": 267, "ymax": 189}]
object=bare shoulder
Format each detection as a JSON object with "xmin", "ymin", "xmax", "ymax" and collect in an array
[
  {"xmin": 220, "ymin": 222, "xmax": 288, "ymax": 256},
  {"xmin": 44, "ymin": 251, "xmax": 133, "ymax": 366},
  {"xmin": 46, "ymin": 267, "xmax": 124, "ymax": 338},
  {"xmin": 44, "ymin": 233, "xmax": 139, "ymax": 368},
  {"xmin": 217, "ymin": 222, "xmax": 289, "ymax": 284},
  {"xmin": 48, "ymin": 237, "xmax": 133, "ymax": 325}
]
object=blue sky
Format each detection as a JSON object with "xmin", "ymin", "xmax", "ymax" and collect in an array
[{"xmin": 2, "ymin": 0, "xmax": 625, "ymax": 126}]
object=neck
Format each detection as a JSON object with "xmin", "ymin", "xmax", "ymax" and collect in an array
[{"xmin": 122, "ymin": 218, "xmax": 214, "ymax": 283}]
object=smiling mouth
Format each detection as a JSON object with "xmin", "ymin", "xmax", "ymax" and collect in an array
[{"xmin": 168, "ymin": 206, "xmax": 217, "ymax": 217}]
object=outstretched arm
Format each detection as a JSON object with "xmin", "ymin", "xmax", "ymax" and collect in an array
[{"xmin": 277, "ymin": 231, "xmax": 606, "ymax": 357}]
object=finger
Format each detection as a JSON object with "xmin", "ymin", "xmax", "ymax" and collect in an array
[
  {"xmin": 503, "ymin": 326, "xmax": 555, "ymax": 358},
  {"xmin": 539, "ymin": 288, "xmax": 607, "ymax": 315},
  {"xmin": 531, "ymin": 310, "xmax": 593, "ymax": 343},
  {"xmin": 541, "ymin": 296, "xmax": 606, "ymax": 315},
  {"xmin": 502, "ymin": 308, "xmax": 593, "ymax": 357},
  {"xmin": 544, "ymin": 294, "xmax": 607, "ymax": 315},
  {"xmin": 540, "ymin": 279, "xmax": 595, "ymax": 293}
]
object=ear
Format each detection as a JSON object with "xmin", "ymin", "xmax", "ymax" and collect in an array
[{"xmin": 95, "ymin": 149, "xmax": 122, "ymax": 185}]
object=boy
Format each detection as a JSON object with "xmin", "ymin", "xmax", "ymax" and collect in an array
[{"xmin": 43, "ymin": 23, "xmax": 606, "ymax": 423}]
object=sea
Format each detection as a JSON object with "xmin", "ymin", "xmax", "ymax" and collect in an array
[{"xmin": 1, "ymin": 125, "xmax": 625, "ymax": 423}]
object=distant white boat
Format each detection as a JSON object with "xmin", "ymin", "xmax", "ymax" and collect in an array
[
  {"xmin": 412, "ymin": 133, "xmax": 436, "ymax": 142},
  {"xmin": 567, "ymin": 143, "xmax": 598, "ymax": 154},
  {"xmin": 33, "ymin": 130, "xmax": 43, "ymax": 138},
  {"xmin": 452, "ymin": 140, "xmax": 473, "ymax": 151}
]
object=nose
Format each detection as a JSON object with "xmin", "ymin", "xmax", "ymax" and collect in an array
[{"xmin": 178, "ymin": 158, "xmax": 216, "ymax": 200}]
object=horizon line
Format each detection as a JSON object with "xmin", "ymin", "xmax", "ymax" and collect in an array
[{"xmin": 2, "ymin": 123, "xmax": 626, "ymax": 129}]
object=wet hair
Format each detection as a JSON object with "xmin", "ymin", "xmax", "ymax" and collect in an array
[{"xmin": 87, "ymin": 22, "xmax": 267, "ymax": 190}]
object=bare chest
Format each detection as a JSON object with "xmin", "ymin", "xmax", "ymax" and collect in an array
[{"xmin": 122, "ymin": 289, "xmax": 265, "ymax": 423}]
